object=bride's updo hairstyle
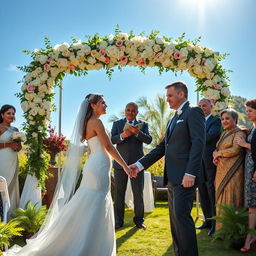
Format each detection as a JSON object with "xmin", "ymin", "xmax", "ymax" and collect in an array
[
  {"xmin": 82, "ymin": 93, "xmax": 103, "ymax": 140},
  {"xmin": 0, "ymin": 104, "xmax": 16, "ymax": 123}
]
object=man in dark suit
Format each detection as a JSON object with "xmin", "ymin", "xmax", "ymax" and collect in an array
[
  {"xmin": 196, "ymin": 98, "xmax": 221, "ymax": 236},
  {"xmin": 130, "ymin": 82, "xmax": 205, "ymax": 256},
  {"xmin": 111, "ymin": 102, "xmax": 152, "ymax": 230}
]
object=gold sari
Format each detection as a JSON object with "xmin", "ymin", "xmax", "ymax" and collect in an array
[{"xmin": 215, "ymin": 127, "xmax": 246, "ymax": 228}]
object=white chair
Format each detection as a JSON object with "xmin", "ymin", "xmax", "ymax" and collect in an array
[{"xmin": 0, "ymin": 176, "xmax": 11, "ymax": 251}]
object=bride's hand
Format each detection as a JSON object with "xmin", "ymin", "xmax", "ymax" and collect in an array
[{"xmin": 123, "ymin": 166, "xmax": 132, "ymax": 177}]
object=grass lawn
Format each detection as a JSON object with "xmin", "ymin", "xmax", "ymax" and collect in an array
[{"xmin": 116, "ymin": 202, "xmax": 256, "ymax": 256}]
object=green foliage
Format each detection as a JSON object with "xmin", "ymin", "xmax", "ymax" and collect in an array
[
  {"xmin": 146, "ymin": 158, "xmax": 164, "ymax": 176},
  {"xmin": 137, "ymin": 94, "xmax": 173, "ymax": 148},
  {"xmin": 12, "ymin": 201, "xmax": 47, "ymax": 237},
  {"xmin": 0, "ymin": 220, "xmax": 23, "ymax": 251},
  {"xmin": 211, "ymin": 204, "xmax": 256, "ymax": 248},
  {"xmin": 231, "ymin": 95, "xmax": 251, "ymax": 128}
]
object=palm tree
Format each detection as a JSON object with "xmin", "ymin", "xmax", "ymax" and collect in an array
[{"xmin": 137, "ymin": 94, "xmax": 174, "ymax": 147}]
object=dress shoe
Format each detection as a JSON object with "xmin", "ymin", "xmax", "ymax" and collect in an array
[
  {"xmin": 115, "ymin": 224, "xmax": 123, "ymax": 230},
  {"xmin": 135, "ymin": 223, "xmax": 147, "ymax": 230},
  {"xmin": 240, "ymin": 237, "xmax": 256, "ymax": 252},
  {"xmin": 196, "ymin": 222, "xmax": 211, "ymax": 229},
  {"xmin": 207, "ymin": 226, "xmax": 215, "ymax": 236}
]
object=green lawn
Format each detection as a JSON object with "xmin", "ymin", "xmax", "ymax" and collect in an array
[{"xmin": 116, "ymin": 202, "xmax": 256, "ymax": 256}]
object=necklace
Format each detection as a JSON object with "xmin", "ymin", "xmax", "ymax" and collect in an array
[{"xmin": 0, "ymin": 124, "xmax": 11, "ymax": 130}]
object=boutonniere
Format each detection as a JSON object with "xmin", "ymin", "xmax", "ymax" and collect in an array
[{"xmin": 176, "ymin": 110, "xmax": 183, "ymax": 116}]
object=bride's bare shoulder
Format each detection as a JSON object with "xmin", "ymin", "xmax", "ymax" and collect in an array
[{"xmin": 87, "ymin": 118, "xmax": 104, "ymax": 129}]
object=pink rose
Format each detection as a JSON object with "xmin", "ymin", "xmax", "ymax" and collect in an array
[
  {"xmin": 44, "ymin": 64, "xmax": 50, "ymax": 72},
  {"xmin": 105, "ymin": 57, "xmax": 110, "ymax": 64},
  {"xmin": 26, "ymin": 84, "xmax": 36, "ymax": 92},
  {"xmin": 210, "ymin": 99, "xmax": 216, "ymax": 105},
  {"xmin": 69, "ymin": 65, "xmax": 76, "ymax": 70},
  {"xmin": 47, "ymin": 57, "xmax": 53, "ymax": 63},
  {"xmin": 214, "ymin": 84, "xmax": 222, "ymax": 90},
  {"xmin": 115, "ymin": 39, "xmax": 123, "ymax": 47},
  {"xmin": 100, "ymin": 49, "xmax": 106, "ymax": 56},
  {"xmin": 120, "ymin": 56, "xmax": 128, "ymax": 64},
  {"xmin": 173, "ymin": 51, "xmax": 182, "ymax": 60},
  {"xmin": 138, "ymin": 58, "xmax": 146, "ymax": 66}
]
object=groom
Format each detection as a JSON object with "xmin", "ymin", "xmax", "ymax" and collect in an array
[{"xmin": 130, "ymin": 81, "xmax": 205, "ymax": 256}]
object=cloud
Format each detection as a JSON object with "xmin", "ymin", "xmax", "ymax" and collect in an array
[{"xmin": 7, "ymin": 64, "xmax": 19, "ymax": 72}]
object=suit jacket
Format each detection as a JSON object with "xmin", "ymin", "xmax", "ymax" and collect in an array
[
  {"xmin": 111, "ymin": 118, "xmax": 152, "ymax": 169},
  {"xmin": 202, "ymin": 115, "xmax": 221, "ymax": 170},
  {"xmin": 139, "ymin": 102, "xmax": 206, "ymax": 185}
]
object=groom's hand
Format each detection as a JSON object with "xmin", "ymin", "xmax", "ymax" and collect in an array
[
  {"xmin": 181, "ymin": 174, "xmax": 195, "ymax": 188},
  {"xmin": 129, "ymin": 164, "xmax": 139, "ymax": 178}
]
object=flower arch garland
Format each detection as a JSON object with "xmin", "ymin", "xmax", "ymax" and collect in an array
[{"xmin": 17, "ymin": 29, "xmax": 231, "ymax": 187}]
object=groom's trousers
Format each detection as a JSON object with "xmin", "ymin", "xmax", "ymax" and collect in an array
[{"xmin": 167, "ymin": 182, "xmax": 198, "ymax": 256}]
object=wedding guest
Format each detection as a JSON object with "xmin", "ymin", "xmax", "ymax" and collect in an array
[
  {"xmin": 213, "ymin": 108, "xmax": 246, "ymax": 229},
  {"xmin": 111, "ymin": 102, "xmax": 152, "ymax": 229},
  {"xmin": 235, "ymin": 98, "xmax": 256, "ymax": 252},
  {"xmin": 196, "ymin": 99, "xmax": 221, "ymax": 236},
  {"xmin": 0, "ymin": 105, "xmax": 21, "ymax": 213}
]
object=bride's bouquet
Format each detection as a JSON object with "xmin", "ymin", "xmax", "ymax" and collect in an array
[{"xmin": 11, "ymin": 131, "xmax": 26, "ymax": 142}]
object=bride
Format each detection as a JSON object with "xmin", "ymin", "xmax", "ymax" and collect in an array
[{"xmin": 4, "ymin": 94, "xmax": 132, "ymax": 256}]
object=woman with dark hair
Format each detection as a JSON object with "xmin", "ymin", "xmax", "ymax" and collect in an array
[
  {"xmin": 4, "ymin": 94, "xmax": 131, "ymax": 256},
  {"xmin": 213, "ymin": 108, "xmax": 246, "ymax": 229},
  {"xmin": 0, "ymin": 104, "xmax": 21, "ymax": 213},
  {"xmin": 235, "ymin": 98, "xmax": 256, "ymax": 252}
]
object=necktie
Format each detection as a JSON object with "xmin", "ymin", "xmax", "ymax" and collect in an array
[
  {"xmin": 167, "ymin": 111, "xmax": 178, "ymax": 137},
  {"xmin": 128, "ymin": 120, "xmax": 133, "ymax": 126}
]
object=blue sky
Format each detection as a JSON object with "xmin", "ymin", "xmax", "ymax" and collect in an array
[{"xmin": 0, "ymin": 0, "xmax": 255, "ymax": 137}]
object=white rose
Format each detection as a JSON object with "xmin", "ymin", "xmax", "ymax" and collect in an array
[
  {"xmin": 203, "ymin": 80, "xmax": 214, "ymax": 88},
  {"xmin": 205, "ymin": 58, "xmax": 216, "ymax": 72},
  {"xmin": 32, "ymin": 132, "xmax": 37, "ymax": 137},
  {"xmin": 81, "ymin": 45, "xmax": 91, "ymax": 55},
  {"xmin": 77, "ymin": 50, "xmax": 85, "ymax": 58},
  {"xmin": 38, "ymin": 92, "xmax": 45, "ymax": 98},
  {"xmin": 99, "ymin": 41, "xmax": 108, "ymax": 49},
  {"xmin": 58, "ymin": 43, "xmax": 70, "ymax": 52},
  {"xmin": 180, "ymin": 47, "xmax": 188, "ymax": 58},
  {"xmin": 38, "ymin": 56, "xmax": 48, "ymax": 64},
  {"xmin": 47, "ymin": 78, "xmax": 55, "ymax": 87},
  {"xmin": 39, "ymin": 72, "xmax": 48, "ymax": 83},
  {"xmin": 194, "ymin": 45, "xmax": 203, "ymax": 54},
  {"xmin": 117, "ymin": 33, "xmax": 129, "ymax": 40},
  {"xmin": 221, "ymin": 87, "xmax": 231, "ymax": 97},
  {"xmin": 62, "ymin": 49, "xmax": 70, "ymax": 57},
  {"xmin": 25, "ymin": 93, "xmax": 35, "ymax": 102},
  {"xmin": 87, "ymin": 57, "xmax": 96, "ymax": 65},
  {"xmin": 153, "ymin": 44, "xmax": 161, "ymax": 52},
  {"xmin": 204, "ymin": 48, "xmax": 213, "ymax": 57},
  {"xmin": 30, "ymin": 108, "xmax": 38, "ymax": 116},
  {"xmin": 156, "ymin": 38, "xmax": 165, "ymax": 45},
  {"xmin": 33, "ymin": 97, "xmax": 42, "ymax": 104},
  {"xmin": 21, "ymin": 101, "xmax": 30, "ymax": 112},
  {"xmin": 71, "ymin": 41, "xmax": 82, "ymax": 50},
  {"xmin": 215, "ymin": 101, "xmax": 227, "ymax": 111},
  {"xmin": 57, "ymin": 58, "xmax": 68, "ymax": 68},
  {"xmin": 38, "ymin": 108, "xmax": 45, "ymax": 116},
  {"xmin": 70, "ymin": 57, "xmax": 79, "ymax": 66}
]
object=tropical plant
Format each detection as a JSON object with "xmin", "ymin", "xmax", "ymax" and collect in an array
[
  {"xmin": 146, "ymin": 157, "xmax": 165, "ymax": 176},
  {"xmin": 211, "ymin": 204, "xmax": 256, "ymax": 249},
  {"xmin": 231, "ymin": 95, "xmax": 251, "ymax": 128},
  {"xmin": 0, "ymin": 219, "xmax": 23, "ymax": 252},
  {"xmin": 137, "ymin": 94, "xmax": 174, "ymax": 147},
  {"xmin": 11, "ymin": 201, "xmax": 47, "ymax": 238}
]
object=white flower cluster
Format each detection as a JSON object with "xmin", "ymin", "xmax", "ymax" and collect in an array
[
  {"xmin": 20, "ymin": 32, "xmax": 231, "ymax": 130},
  {"xmin": 11, "ymin": 132, "xmax": 26, "ymax": 142}
]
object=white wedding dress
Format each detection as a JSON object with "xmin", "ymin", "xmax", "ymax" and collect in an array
[
  {"xmin": 0, "ymin": 127, "xmax": 19, "ymax": 213},
  {"xmin": 5, "ymin": 136, "xmax": 116, "ymax": 256}
]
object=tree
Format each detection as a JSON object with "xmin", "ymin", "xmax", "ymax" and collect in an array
[
  {"xmin": 230, "ymin": 96, "xmax": 251, "ymax": 128},
  {"xmin": 137, "ymin": 94, "xmax": 174, "ymax": 148}
]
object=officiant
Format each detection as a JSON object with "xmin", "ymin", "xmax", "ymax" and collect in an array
[{"xmin": 111, "ymin": 102, "xmax": 152, "ymax": 230}]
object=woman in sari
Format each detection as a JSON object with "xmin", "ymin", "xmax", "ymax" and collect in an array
[{"xmin": 213, "ymin": 108, "xmax": 246, "ymax": 229}]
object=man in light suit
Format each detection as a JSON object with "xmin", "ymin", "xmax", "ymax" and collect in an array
[
  {"xmin": 130, "ymin": 82, "xmax": 205, "ymax": 256},
  {"xmin": 111, "ymin": 102, "xmax": 152, "ymax": 230},
  {"xmin": 196, "ymin": 98, "xmax": 221, "ymax": 236}
]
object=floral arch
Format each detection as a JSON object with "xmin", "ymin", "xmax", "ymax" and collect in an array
[{"xmin": 18, "ymin": 30, "xmax": 231, "ymax": 186}]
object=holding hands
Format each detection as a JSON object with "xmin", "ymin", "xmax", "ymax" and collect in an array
[{"xmin": 123, "ymin": 164, "xmax": 139, "ymax": 178}]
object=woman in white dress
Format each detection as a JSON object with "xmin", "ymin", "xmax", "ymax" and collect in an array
[
  {"xmin": 4, "ymin": 94, "xmax": 131, "ymax": 256},
  {"xmin": 0, "ymin": 105, "xmax": 21, "ymax": 214}
]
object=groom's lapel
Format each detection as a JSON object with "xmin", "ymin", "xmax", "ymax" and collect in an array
[{"xmin": 166, "ymin": 102, "xmax": 189, "ymax": 142}]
